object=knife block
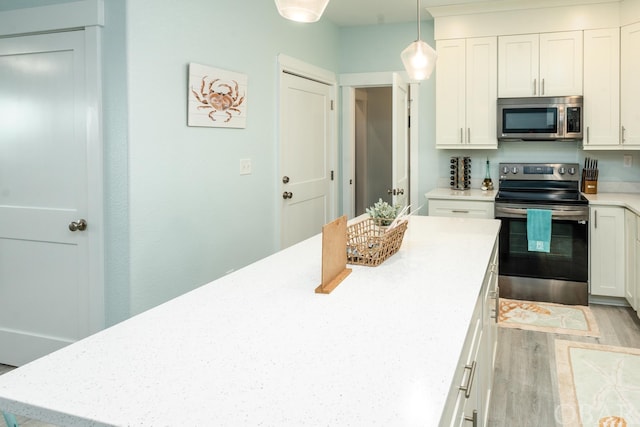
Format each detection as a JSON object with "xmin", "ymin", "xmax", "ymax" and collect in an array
[{"xmin": 583, "ymin": 180, "xmax": 598, "ymax": 194}]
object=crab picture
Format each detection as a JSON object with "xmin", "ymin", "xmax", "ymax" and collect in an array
[{"xmin": 191, "ymin": 76, "xmax": 245, "ymax": 123}]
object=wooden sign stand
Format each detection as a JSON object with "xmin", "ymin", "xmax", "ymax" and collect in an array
[{"xmin": 315, "ymin": 215, "xmax": 352, "ymax": 294}]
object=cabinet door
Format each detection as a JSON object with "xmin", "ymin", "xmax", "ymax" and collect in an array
[
  {"xmin": 583, "ymin": 28, "xmax": 620, "ymax": 148},
  {"xmin": 466, "ymin": 37, "xmax": 497, "ymax": 149},
  {"xmin": 436, "ymin": 39, "xmax": 466, "ymax": 147},
  {"xmin": 621, "ymin": 22, "xmax": 640, "ymax": 147},
  {"xmin": 590, "ymin": 207, "xmax": 625, "ymax": 297},
  {"xmin": 539, "ymin": 31, "xmax": 583, "ymax": 96},
  {"xmin": 498, "ymin": 34, "xmax": 538, "ymax": 97},
  {"xmin": 625, "ymin": 210, "xmax": 637, "ymax": 309}
]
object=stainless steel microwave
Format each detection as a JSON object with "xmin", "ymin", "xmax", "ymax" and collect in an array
[{"xmin": 497, "ymin": 96, "xmax": 583, "ymax": 141}]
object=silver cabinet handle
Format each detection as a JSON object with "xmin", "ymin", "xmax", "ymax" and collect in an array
[
  {"xmin": 459, "ymin": 360, "xmax": 477, "ymax": 398},
  {"xmin": 594, "ymin": 209, "xmax": 597, "ymax": 228},
  {"xmin": 533, "ymin": 78, "xmax": 537, "ymax": 95},
  {"xmin": 542, "ymin": 78, "xmax": 545, "ymax": 95},
  {"xmin": 586, "ymin": 126, "xmax": 590, "ymax": 144},
  {"xmin": 460, "ymin": 128, "xmax": 464, "ymax": 144},
  {"xmin": 467, "ymin": 128, "xmax": 471, "ymax": 144},
  {"xmin": 69, "ymin": 219, "xmax": 87, "ymax": 232},
  {"xmin": 622, "ymin": 126, "xmax": 626, "ymax": 144},
  {"xmin": 464, "ymin": 409, "xmax": 478, "ymax": 426}
]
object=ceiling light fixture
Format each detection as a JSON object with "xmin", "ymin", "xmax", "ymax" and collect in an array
[
  {"xmin": 401, "ymin": 0, "xmax": 437, "ymax": 81},
  {"xmin": 274, "ymin": 0, "xmax": 330, "ymax": 23}
]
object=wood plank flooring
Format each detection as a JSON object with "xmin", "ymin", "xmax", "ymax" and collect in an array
[
  {"xmin": 488, "ymin": 304, "xmax": 640, "ymax": 427},
  {"xmin": 1, "ymin": 304, "xmax": 639, "ymax": 426}
]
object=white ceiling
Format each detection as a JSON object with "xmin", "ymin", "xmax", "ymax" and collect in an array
[{"xmin": 323, "ymin": 0, "xmax": 491, "ymax": 26}]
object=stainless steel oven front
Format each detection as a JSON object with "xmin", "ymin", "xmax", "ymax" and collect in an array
[{"xmin": 495, "ymin": 202, "xmax": 589, "ymax": 305}]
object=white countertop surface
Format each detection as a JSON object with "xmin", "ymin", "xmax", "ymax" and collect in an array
[
  {"xmin": 425, "ymin": 188, "xmax": 497, "ymax": 201},
  {"xmin": 585, "ymin": 192, "xmax": 640, "ymax": 216},
  {"xmin": 0, "ymin": 216, "xmax": 501, "ymax": 427}
]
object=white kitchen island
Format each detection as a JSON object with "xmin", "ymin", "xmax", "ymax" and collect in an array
[{"xmin": 0, "ymin": 216, "xmax": 501, "ymax": 427}]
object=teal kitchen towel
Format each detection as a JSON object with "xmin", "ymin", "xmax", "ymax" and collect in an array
[{"xmin": 527, "ymin": 208, "xmax": 552, "ymax": 253}]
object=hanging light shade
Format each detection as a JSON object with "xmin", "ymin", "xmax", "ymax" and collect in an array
[
  {"xmin": 401, "ymin": 0, "xmax": 437, "ymax": 80},
  {"xmin": 274, "ymin": 0, "xmax": 330, "ymax": 23}
]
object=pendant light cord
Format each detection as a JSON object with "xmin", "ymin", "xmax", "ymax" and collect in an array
[{"xmin": 416, "ymin": 0, "xmax": 421, "ymax": 41}]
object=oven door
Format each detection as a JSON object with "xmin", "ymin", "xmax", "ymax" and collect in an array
[{"xmin": 495, "ymin": 203, "xmax": 589, "ymax": 304}]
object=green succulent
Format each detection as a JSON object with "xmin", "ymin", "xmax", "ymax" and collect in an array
[{"xmin": 366, "ymin": 198, "xmax": 402, "ymax": 226}]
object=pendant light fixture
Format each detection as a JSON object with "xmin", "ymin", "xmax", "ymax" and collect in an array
[
  {"xmin": 401, "ymin": 0, "xmax": 437, "ymax": 81},
  {"xmin": 274, "ymin": 0, "xmax": 330, "ymax": 23}
]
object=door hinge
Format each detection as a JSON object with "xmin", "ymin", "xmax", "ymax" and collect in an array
[
  {"xmin": 330, "ymin": 100, "xmax": 334, "ymax": 110},
  {"xmin": 408, "ymin": 115, "xmax": 411, "ymax": 128},
  {"xmin": 331, "ymin": 170, "xmax": 334, "ymax": 180}
]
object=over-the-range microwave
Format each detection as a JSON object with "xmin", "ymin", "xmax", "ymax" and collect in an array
[{"xmin": 497, "ymin": 95, "xmax": 583, "ymax": 141}]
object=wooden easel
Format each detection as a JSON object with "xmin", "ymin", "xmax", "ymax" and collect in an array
[{"xmin": 315, "ymin": 215, "xmax": 352, "ymax": 294}]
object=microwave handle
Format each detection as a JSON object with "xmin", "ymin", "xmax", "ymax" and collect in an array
[{"xmin": 558, "ymin": 106, "xmax": 565, "ymax": 137}]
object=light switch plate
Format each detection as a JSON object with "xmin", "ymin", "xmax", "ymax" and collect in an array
[{"xmin": 240, "ymin": 158, "xmax": 252, "ymax": 175}]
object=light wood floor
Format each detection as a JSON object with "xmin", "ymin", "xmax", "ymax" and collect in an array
[
  {"xmin": 1, "ymin": 305, "xmax": 639, "ymax": 426},
  {"xmin": 488, "ymin": 303, "xmax": 640, "ymax": 427}
]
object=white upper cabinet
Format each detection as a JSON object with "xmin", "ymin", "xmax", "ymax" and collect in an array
[
  {"xmin": 436, "ymin": 37, "xmax": 497, "ymax": 149},
  {"xmin": 583, "ymin": 28, "xmax": 620, "ymax": 149},
  {"xmin": 621, "ymin": 22, "xmax": 640, "ymax": 147},
  {"xmin": 498, "ymin": 31, "xmax": 583, "ymax": 97}
]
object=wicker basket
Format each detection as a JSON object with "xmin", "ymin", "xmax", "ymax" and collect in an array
[{"xmin": 346, "ymin": 218, "xmax": 408, "ymax": 266}]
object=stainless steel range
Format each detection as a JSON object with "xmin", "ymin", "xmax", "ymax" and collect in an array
[{"xmin": 495, "ymin": 163, "xmax": 589, "ymax": 305}]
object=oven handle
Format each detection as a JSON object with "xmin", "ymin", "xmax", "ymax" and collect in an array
[{"xmin": 495, "ymin": 206, "xmax": 587, "ymax": 219}]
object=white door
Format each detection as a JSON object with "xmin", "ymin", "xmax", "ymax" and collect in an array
[
  {"xmin": 0, "ymin": 31, "xmax": 92, "ymax": 366},
  {"xmin": 391, "ymin": 73, "xmax": 409, "ymax": 208},
  {"xmin": 280, "ymin": 71, "xmax": 333, "ymax": 248}
]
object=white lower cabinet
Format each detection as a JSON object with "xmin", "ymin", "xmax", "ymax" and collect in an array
[
  {"xmin": 590, "ymin": 206, "xmax": 625, "ymax": 297},
  {"xmin": 636, "ymin": 215, "xmax": 640, "ymax": 318},
  {"xmin": 441, "ymin": 240, "xmax": 498, "ymax": 426},
  {"xmin": 429, "ymin": 200, "xmax": 495, "ymax": 219},
  {"xmin": 625, "ymin": 210, "xmax": 637, "ymax": 310}
]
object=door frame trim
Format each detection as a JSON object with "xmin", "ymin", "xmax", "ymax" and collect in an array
[
  {"xmin": 339, "ymin": 72, "xmax": 420, "ymax": 218},
  {"xmin": 0, "ymin": 0, "xmax": 105, "ymax": 334},
  {"xmin": 277, "ymin": 54, "xmax": 338, "ymax": 249}
]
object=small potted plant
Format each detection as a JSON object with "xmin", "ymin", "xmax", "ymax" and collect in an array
[{"xmin": 366, "ymin": 198, "xmax": 402, "ymax": 227}]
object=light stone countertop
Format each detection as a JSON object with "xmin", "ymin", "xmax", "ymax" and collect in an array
[
  {"xmin": 584, "ymin": 192, "xmax": 640, "ymax": 216},
  {"xmin": 0, "ymin": 216, "xmax": 501, "ymax": 427},
  {"xmin": 425, "ymin": 187, "xmax": 498, "ymax": 202}
]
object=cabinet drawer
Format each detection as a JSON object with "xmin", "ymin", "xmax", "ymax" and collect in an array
[{"xmin": 429, "ymin": 200, "xmax": 494, "ymax": 219}]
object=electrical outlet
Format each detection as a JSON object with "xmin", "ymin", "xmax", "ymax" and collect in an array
[
  {"xmin": 239, "ymin": 158, "xmax": 252, "ymax": 175},
  {"xmin": 624, "ymin": 155, "xmax": 632, "ymax": 168}
]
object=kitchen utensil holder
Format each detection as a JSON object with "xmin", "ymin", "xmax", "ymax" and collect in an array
[
  {"xmin": 450, "ymin": 156, "xmax": 471, "ymax": 191},
  {"xmin": 346, "ymin": 218, "xmax": 408, "ymax": 267}
]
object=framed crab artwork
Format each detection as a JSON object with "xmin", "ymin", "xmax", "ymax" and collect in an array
[{"xmin": 188, "ymin": 63, "xmax": 247, "ymax": 128}]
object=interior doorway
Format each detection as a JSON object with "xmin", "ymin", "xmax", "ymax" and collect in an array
[
  {"xmin": 341, "ymin": 72, "xmax": 415, "ymax": 219},
  {"xmin": 354, "ymin": 87, "xmax": 393, "ymax": 216}
]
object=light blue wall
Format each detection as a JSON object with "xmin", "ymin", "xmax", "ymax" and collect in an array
[
  {"xmin": 339, "ymin": 21, "xmax": 440, "ymax": 209},
  {"xmin": 125, "ymin": 0, "xmax": 340, "ymax": 315}
]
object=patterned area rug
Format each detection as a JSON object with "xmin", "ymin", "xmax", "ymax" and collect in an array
[
  {"xmin": 498, "ymin": 298, "xmax": 600, "ymax": 337},
  {"xmin": 556, "ymin": 339, "xmax": 640, "ymax": 426}
]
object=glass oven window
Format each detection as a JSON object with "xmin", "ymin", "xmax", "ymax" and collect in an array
[
  {"xmin": 503, "ymin": 108, "xmax": 558, "ymax": 134},
  {"xmin": 499, "ymin": 216, "xmax": 588, "ymax": 282}
]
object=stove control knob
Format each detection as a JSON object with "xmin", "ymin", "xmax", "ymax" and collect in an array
[
  {"xmin": 559, "ymin": 167, "xmax": 566, "ymax": 175},
  {"xmin": 568, "ymin": 167, "xmax": 576, "ymax": 175},
  {"xmin": 501, "ymin": 166, "xmax": 510, "ymax": 174},
  {"xmin": 511, "ymin": 166, "xmax": 519, "ymax": 175}
]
